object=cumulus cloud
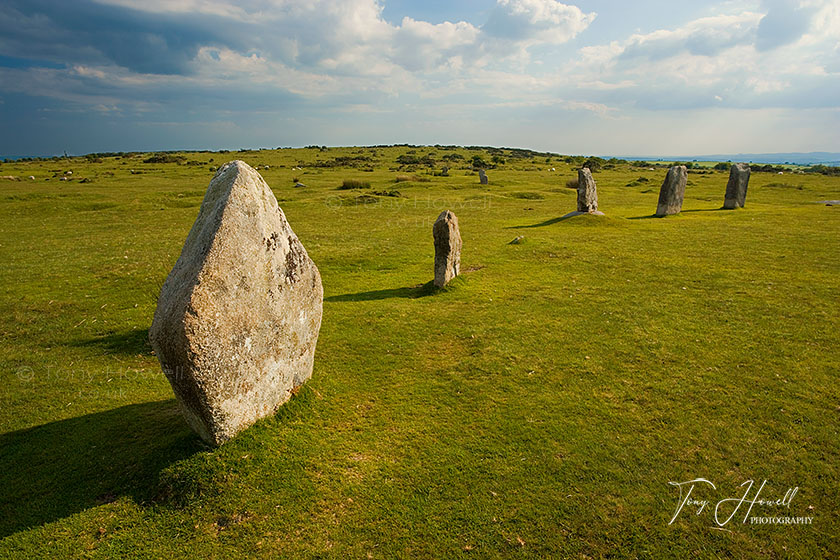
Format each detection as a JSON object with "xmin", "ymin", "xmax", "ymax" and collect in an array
[
  {"xmin": 391, "ymin": 18, "xmax": 480, "ymax": 72},
  {"xmin": 483, "ymin": 0, "xmax": 596, "ymax": 44},
  {"xmin": 1, "ymin": 0, "xmax": 838, "ymax": 156},
  {"xmin": 619, "ymin": 13, "xmax": 761, "ymax": 61},
  {"xmin": 562, "ymin": 1, "xmax": 839, "ymax": 113}
]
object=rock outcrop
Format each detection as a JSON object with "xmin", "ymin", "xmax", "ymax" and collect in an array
[{"xmin": 150, "ymin": 160, "xmax": 323, "ymax": 445}]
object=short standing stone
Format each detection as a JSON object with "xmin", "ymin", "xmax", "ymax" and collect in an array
[
  {"xmin": 478, "ymin": 169, "xmax": 488, "ymax": 185},
  {"xmin": 577, "ymin": 168, "xmax": 599, "ymax": 213},
  {"xmin": 723, "ymin": 163, "xmax": 750, "ymax": 209},
  {"xmin": 655, "ymin": 165, "xmax": 688, "ymax": 216},
  {"xmin": 149, "ymin": 160, "xmax": 323, "ymax": 446},
  {"xmin": 433, "ymin": 210, "xmax": 462, "ymax": 288}
]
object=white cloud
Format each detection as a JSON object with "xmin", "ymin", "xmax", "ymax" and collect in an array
[
  {"xmin": 484, "ymin": 0, "xmax": 596, "ymax": 44},
  {"xmin": 619, "ymin": 13, "xmax": 761, "ymax": 61},
  {"xmin": 561, "ymin": 1, "xmax": 840, "ymax": 111},
  {"xmin": 391, "ymin": 18, "xmax": 480, "ymax": 72},
  {"xmin": 2, "ymin": 0, "xmax": 838, "ymax": 156}
]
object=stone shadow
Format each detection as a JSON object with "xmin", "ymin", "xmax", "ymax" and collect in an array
[
  {"xmin": 629, "ymin": 208, "xmax": 724, "ymax": 219},
  {"xmin": 326, "ymin": 281, "xmax": 438, "ymax": 302},
  {"xmin": 73, "ymin": 328, "xmax": 152, "ymax": 357},
  {"xmin": 507, "ymin": 215, "xmax": 577, "ymax": 229},
  {"xmin": 0, "ymin": 400, "xmax": 202, "ymax": 538}
]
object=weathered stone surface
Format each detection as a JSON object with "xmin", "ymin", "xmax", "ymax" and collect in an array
[
  {"xmin": 150, "ymin": 160, "xmax": 323, "ymax": 446},
  {"xmin": 655, "ymin": 165, "xmax": 688, "ymax": 216},
  {"xmin": 478, "ymin": 169, "xmax": 488, "ymax": 185},
  {"xmin": 723, "ymin": 163, "xmax": 750, "ymax": 209},
  {"xmin": 577, "ymin": 168, "xmax": 599, "ymax": 213},
  {"xmin": 433, "ymin": 210, "xmax": 462, "ymax": 288}
]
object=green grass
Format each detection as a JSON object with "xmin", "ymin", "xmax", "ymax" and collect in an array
[{"xmin": 1, "ymin": 147, "xmax": 838, "ymax": 558}]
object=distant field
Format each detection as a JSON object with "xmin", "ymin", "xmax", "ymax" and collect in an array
[{"xmin": 1, "ymin": 146, "xmax": 838, "ymax": 558}]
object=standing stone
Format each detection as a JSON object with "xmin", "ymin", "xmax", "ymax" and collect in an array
[
  {"xmin": 723, "ymin": 163, "xmax": 750, "ymax": 209},
  {"xmin": 577, "ymin": 168, "xmax": 599, "ymax": 213},
  {"xmin": 655, "ymin": 165, "xmax": 688, "ymax": 216},
  {"xmin": 478, "ymin": 169, "xmax": 488, "ymax": 185},
  {"xmin": 150, "ymin": 160, "xmax": 323, "ymax": 446},
  {"xmin": 433, "ymin": 210, "xmax": 462, "ymax": 288}
]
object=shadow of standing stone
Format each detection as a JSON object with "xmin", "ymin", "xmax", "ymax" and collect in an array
[{"xmin": 655, "ymin": 165, "xmax": 688, "ymax": 216}]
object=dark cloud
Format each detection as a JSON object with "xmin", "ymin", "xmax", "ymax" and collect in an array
[
  {"xmin": 0, "ymin": 0, "xmax": 237, "ymax": 74},
  {"xmin": 756, "ymin": 0, "xmax": 816, "ymax": 51}
]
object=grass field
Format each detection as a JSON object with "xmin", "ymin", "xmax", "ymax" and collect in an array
[{"xmin": 1, "ymin": 146, "xmax": 838, "ymax": 558}]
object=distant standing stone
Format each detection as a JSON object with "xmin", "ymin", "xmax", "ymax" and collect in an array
[
  {"xmin": 723, "ymin": 163, "xmax": 750, "ymax": 209},
  {"xmin": 479, "ymin": 169, "xmax": 488, "ymax": 185},
  {"xmin": 655, "ymin": 165, "xmax": 688, "ymax": 216},
  {"xmin": 150, "ymin": 160, "xmax": 323, "ymax": 446},
  {"xmin": 433, "ymin": 210, "xmax": 462, "ymax": 288},
  {"xmin": 577, "ymin": 168, "xmax": 599, "ymax": 213}
]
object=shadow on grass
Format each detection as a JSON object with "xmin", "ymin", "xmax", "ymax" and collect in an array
[
  {"xmin": 73, "ymin": 328, "xmax": 152, "ymax": 356},
  {"xmin": 681, "ymin": 207, "xmax": 727, "ymax": 213},
  {"xmin": 629, "ymin": 208, "xmax": 724, "ymax": 219},
  {"xmin": 627, "ymin": 214, "xmax": 667, "ymax": 220},
  {"xmin": 507, "ymin": 216, "xmax": 572, "ymax": 229},
  {"xmin": 0, "ymin": 400, "xmax": 202, "ymax": 538},
  {"xmin": 326, "ymin": 281, "xmax": 438, "ymax": 302}
]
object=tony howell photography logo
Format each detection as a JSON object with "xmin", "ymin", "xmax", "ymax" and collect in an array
[{"xmin": 668, "ymin": 478, "xmax": 814, "ymax": 528}]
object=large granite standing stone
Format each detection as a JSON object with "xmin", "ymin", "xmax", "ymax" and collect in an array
[
  {"xmin": 577, "ymin": 168, "xmax": 599, "ymax": 213},
  {"xmin": 723, "ymin": 163, "xmax": 750, "ymax": 209},
  {"xmin": 655, "ymin": 165, "xmax": 688, "ymax": 216},
  {"xmin": 150, "ymin": 160, "xmax": 323, "ymax": 446},
  {"xmin": 478, "ymin": 169, "xmax": 488, "ymax": 185},
  {"xmin": 433, "ymin": 210, "xmax": 462, "ymax": 288}
]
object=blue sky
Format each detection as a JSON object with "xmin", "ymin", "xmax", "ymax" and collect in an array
[{"xmin": 1, "ymin": 0, "xmax": 838, "ymax": 157}]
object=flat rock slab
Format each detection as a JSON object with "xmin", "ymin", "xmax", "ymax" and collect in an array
[
  {"xmin": 150, "ymin": 160, "xmax": 323, "ymax": 446},
  {"xmin": 656, "ymin": 165, "xmax": 688, "ymax": 216},
  {"xmin": 817, "ymin": 200, "xmax": 840, "ymax": 205},
  {"xmin": 433, "ymin": 210, "xmax": 462, "ymax": 287}
]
